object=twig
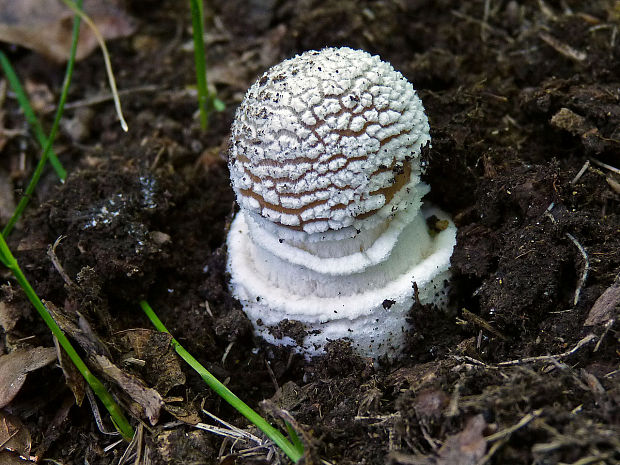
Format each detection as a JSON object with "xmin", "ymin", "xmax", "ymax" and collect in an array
[
  {"xmin": 565, "ymin": 232, "xmax": 589, "ymax": 306},
  {"xmin": 475, "ymin": 438, "xmax": 508, "ymax": 465},
  {"xmin": 117, "ymin": 426, "xmax": 139, "ymax": 465},
  {"xmin": 589, "ymin": 157, "xmax": 620, "ymax": 175},
  {"xmin": 593, "ymin": 319, "xmax": 614, "ymax": 352},
  {"xmin": 568, "ymin": 452, "xmax": 614, "ymax": 465},
  {"xmin": 605, "ymin": 368, "xmax": 619, "ymax": 378},
  {"xmin": 455, "ymin": 334, "xmax": 597, "ymax": 369},
  {"xmin": 133, "ymin": 423, "xmax": 144, "ymax": 465},
  {"xmin": 481, "ymin": 0, "xmax": 491, "ymax": 42},
  {"xmin": 452, "ymin": 354, "xmax": 496, "ymax": 368},
  {"xmin": 419, "ymin": 422, "xmax": 440, "ymax": 451},
  {"xmin": 196, "ymin": 422, "xmax": 254, "ymax": 441},
  {"xmin": 202, "ymin": 409, "xmax": 262, "ymax": 444},
  {"xmin": 446, "ymin": 381, "xmax": 461, "ymax": 417},
  {"xmin": 47, "ymin": 236, "xmax": 74, "ymax": 287},
  {"xmin": 543, "ymin": 204, "xmax": 590, "ymax": 306},
  {"xmin": 0, "ymin": 425, "xmax": 20, "ymax": 449},
  {"xmin": 103, "ymin": 438, "xmax": 124, "ymax": 453},
  {"xmin": 539, "ymin": 32, "xmax": 587, "ymax": 62},
  {"xmin": 570, "ymin": 160, "xmax": 590, "ymax": 184},
  {"xmin": 497, "ymin": 334, "xmax": 596, "ymax": 366},
  {"xmin": 544, "ymin": 202, "xmax": 557, "ymax": 223},
  {"xmin": 537, "ymin": 0, "xmax": 557, "ymax": 20},
  {"xmin": 485, "ymin": 409, "xmax": 542, "ymax": 442},
  {"xmin": 143, "ymin": 445, "xmax": 152, "ymax": 465},
  {"xmin": 203, "ymin": 300, "xmax": 214, "ymax": 318},
  {"xmin": 264, "ymin": 359, "xmax": 280, "ymax": 393},
  {"xmin": 451, "ymin": 10, "xmax": 514, "ymax": 43},
  {"xmin": 196, "ymin": 409, "xmax": 275, "ymax": 460},
  {"xmin": 221, "ymin": 341, "xmax": 234, "ymax": 366},
  {"xmin": 354, "ymin": 412, "xmax": 400, "ymax": 425}
]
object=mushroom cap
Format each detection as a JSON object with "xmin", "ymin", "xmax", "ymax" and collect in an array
[{"xmin": 229, "ymin": 47, "xmax": 430, "ymax": 234}]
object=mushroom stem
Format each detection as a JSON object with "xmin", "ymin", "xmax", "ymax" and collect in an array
[
  {"xmin": 225, "ymin": 47, "xmax": 457, "ymax": 360},
  {"xmin": 228, "ymin": 205, "xmax": 455, "ymax": 359}
]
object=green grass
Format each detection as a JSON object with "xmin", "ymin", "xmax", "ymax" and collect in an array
[
  {"xmin": 1, "ymin": 0, "xmax": 80, "ymax": 237},
  {"xmin": 0, "ymin": 236, "xmax": 135, "ymax": 440},
  {"xmin": 0, "ymin": 52, "xmax": 66, "ymax": 182},
  {"xmin": 189, "ymin": 0, "xmax": 225, "ymax": 130},
  {"xmin": 0, "ymin": 0, "xmax": 261, "ymax": 452},
  {"xmin": 140, "ymin": 300, "xmax": 304, "ymax": 463},
  {"xmin": 60, "ymin": 0, "xmax": 128, "ymax": 131},
  {"xmin": 0, "ymin": 0, "xmax": 134, "ymax": 441}
]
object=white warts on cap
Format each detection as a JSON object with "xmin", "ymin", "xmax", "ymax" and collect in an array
[
  {"xmin": 228, "ymin": 47, "xmax": 430, "ymax": 234},
  {"xmin": 226, "ymin": 47, "xmax": 457, "ymax": 361}
]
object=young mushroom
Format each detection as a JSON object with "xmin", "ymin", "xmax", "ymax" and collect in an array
[{"xmin": 226, "ymin": 47, "xmax": 456, "ymax": 360}]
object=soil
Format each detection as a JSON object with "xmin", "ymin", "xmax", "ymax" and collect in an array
[{"xmin": 1, "ymin": 1, "xmax": 619, "ymax": 464}]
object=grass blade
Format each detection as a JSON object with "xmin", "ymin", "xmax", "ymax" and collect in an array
[
  {"xmin": 139, "ymin": 300, "xmax": 304, "ymax": 463},
  {"xmin": 2, "ymin": 0, "xmax": 84, "ymax": 238},
  {"xmin": 59, "ymin": 0, "xmax": 128, "ymax": 132},
  {"xmin": 285, "ymin": 420, "xmax": 304, "ymax": 453},
  {"xmin": 0, "ymin": 236, "xmax": 134, "ymax": 441},
  {"xmin": 0, "ymin": 52, "xmax": 66, "ymax": 180},
  {"xmin": 189, "ymin": 0, "xmax": 209, "ymax": 129}
]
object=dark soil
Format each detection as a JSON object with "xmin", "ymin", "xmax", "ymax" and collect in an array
[{"xmin": 1, "ymin": 1, "xmax": 619, "ymax": 464}]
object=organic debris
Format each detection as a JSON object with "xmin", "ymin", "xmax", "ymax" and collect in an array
[
  {"xmin": 0, "ymin": 347, "xmax": 56, "ymax": 408},
  {"xmin": 0, "ymin": 0, "xmax": 135, "ymax": 62}
]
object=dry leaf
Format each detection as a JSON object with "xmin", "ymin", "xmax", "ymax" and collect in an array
[
  {"xmin": 584, "ymin": 280, "xmax": 620, "ymax": 326},
  {"xmin": 120, "ymin": 329, "xmax": 185, "ymax": 396},
  {"xmin": 270, "ymin": 381, "xmax": 310, "ymax": 411},
  {"xmin": 0, "ymin": 300, "xmax": 19, "ymax": 333},
  {"xmin": 0, "ymin": 0, "xmax": 135, "ymax": 62},
  {"xmin": 0, "ymin": 347, "xmax": 57, "ymax": 408},
  {"xmin": 45, "ymin": 302, "xmax": 111, "ymax": 358},
  {"xmin": 34, "ymin": 394, "xmax": 75, "ymax": 459},
  {"xmin": 437, "ymin": 414, "xmax": 487, "ymax": 465},
  {"xmin": 163, "ymin": 404, "xmax": 202, "ymax": 426},
  {"xmin": 581, "ymin": 369, "xmax": 605, "ymax": 395},
  {"xmin": 0, "ymin": 411, "xmax": 32, "ymax": 458},
  {"xmin": 414, "ymin": 389, "xmax": 449, "ymax": 420},
  {"xmin": 54, "ymin": 336, "xmax": 85, "ymax": 406},
  {"xmin": 387, "ymin": 360, "xmax": 444, "ymax": 391},
  {"xmin": 94, "ymin": 354, "xmax": 163, "ymax": 425}
]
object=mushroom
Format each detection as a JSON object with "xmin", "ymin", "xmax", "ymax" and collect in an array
[{"xmin": 226, "ymin": 47, "xmax": 456, "ymax": 360}]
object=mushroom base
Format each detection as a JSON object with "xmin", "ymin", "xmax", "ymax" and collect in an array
[{"xmin": 226, "ymin": 206, "xmax": 456, "ymax": 361}]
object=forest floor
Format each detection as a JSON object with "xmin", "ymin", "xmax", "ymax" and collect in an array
[{"xmin": 0, "ymin": 1, "xmax": 618, "ymax": 464}]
